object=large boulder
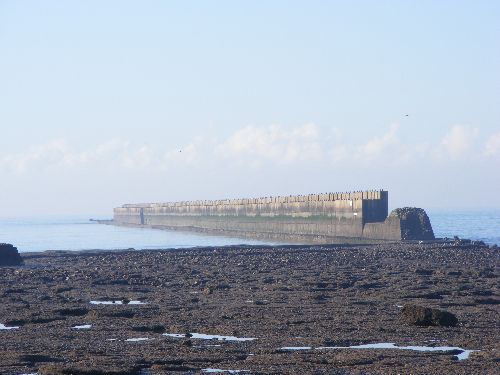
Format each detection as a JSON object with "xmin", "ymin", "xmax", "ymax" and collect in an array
[
  {"xmin": 389, "ymin": 207, "xmax": 435, "ymax": 240},
  {"xmin": 0, "ymin": 243, "xmax": 23, "ymax": 266},
  {"xmin": 401, "ymin": 304, "xmax": 458, "ymax": 327}
]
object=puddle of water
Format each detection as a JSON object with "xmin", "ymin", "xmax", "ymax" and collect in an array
[
  {"xmin": 0, "ymin": 323, "xmax": 19, "ymax": 330},
  {"xmin": 164, "ymin": 332, "xmax": 257, "ymax": 342},
  {"xmin": 125, "ymin": 337, "xmax": 152, "ymax": 342},
  {"xmin": 72, "ymin": 324, "xmax": 92, "ymax": 329},
  {"xmin": 317, "ymin": 342, "xmax": 478, "ymax": 360},
  {"xmin": 202, "ymin": 369, "xmax": 249, "ymax": 374},
  {"xmin": 90, "ymin": 300, "xmax": 146, "ymax": 305},
  {"xmin": 280, "ymin": 347, "xmax": 312, "ymax": 350}
]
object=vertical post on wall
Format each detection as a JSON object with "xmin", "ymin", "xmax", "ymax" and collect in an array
[{"xmin": 140, "ymin": 208, "xmax": 145, "ymax": 225}]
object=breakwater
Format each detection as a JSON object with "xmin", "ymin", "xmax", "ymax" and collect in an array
[{"xmin": 112, "ymin": 190, "xmax": 435, "ymax": 241}]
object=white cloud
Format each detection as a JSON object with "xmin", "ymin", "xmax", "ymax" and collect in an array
[
  {"xmin": 0, "ymin": 139, "xmax": 69, "ymax": 173},
  {"xmin": 216, "ymin": 123, "xmax": 323, "ymax": 165},
  {"xmin": 326, "ymin": 124, "xmax": 417, "ymax": 165},
  {"xmin": 484, "ymin": 132, "xmax": 500, "ymax": 157},
  {"xmin": 121, "ymin": 145, "xmax": 154, "ymax": 169},
  {"xmin": 359, "ymin": 123, "xmax": 400, "ymax": 156},
  {"xmin": 60, "ymin": 139, "xmax": 130, "ymax": 167},
  {"xmin": 439, "ymin": 125, "xmax": 479, "ymax": 159},
  {"xmin": 0, "ymin": 138, "xmax": 137, "ymax": 173},
  {"xmin": 1, "ymin": 124, "xmax": 496, "ymax": 175}
]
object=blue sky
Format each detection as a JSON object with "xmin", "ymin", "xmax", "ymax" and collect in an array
[{"xmin": 1, "ymin": 1, "xmax": 499, "ymax": 216}]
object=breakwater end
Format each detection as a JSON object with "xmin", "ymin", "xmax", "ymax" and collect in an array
[{"xmin": 111, "ymin": 190, "xmax": 434, "ymax": 242}]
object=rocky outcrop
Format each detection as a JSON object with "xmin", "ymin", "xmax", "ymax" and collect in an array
[
  {"xmin": 389, "ymin": 207, "xmax": 435, "ymax": 240},
  {"xmin": 0, "ymin": 243, "xmax": 23, "ymax": 266},
  {"xmin": 401, "ymin": 304, "xmax": 458, "ymax": 327}
]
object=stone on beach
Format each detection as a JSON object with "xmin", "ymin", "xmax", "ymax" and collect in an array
[
  {"xmin": 401, "ymin": 304, "xmax": 458, "ymax": 327},
  {"xmin": 0, "ymin": 243, "xmax": 23, "ymax": 266}
]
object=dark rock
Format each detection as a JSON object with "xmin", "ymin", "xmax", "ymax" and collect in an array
[
  {"xmin": 473, "ymin": 298, "xmax": 499, "ymax": 305},
  {"xmin": 5, "ymin": 319, "xmax": 26, "ymax": 326},
  {"xmin": 0, "ymin": 243, "xmax": 23, "ymax": 266},
  {"xmin": 55, "ymin": 286, "xmax": 74, "ymax": 293},
  {"xmin": 263, "ymin": 276, "xmax": 275, "ymax": 284},
  {"xmin": 94, "ymin": 310, "xmax": 135, "ymax": 318},
  {"xmin": 401, "ymin": 304, "xmax": 458, "ymax": 327},
  {"xmin": 132, "ymin": 324, "xmax": 166, "ymax": 333},
  {"xmin": 30, "ymin": 316, "xmax": 65, "ymax": 324},
  {"xmin": 56, "ymin": 307, "xmax": 89, "ymax": 316},
  {"xmin": 389, "ymin": 208, "xmax": 435, "ymax": 240},
  {"xmin": 19, "ymin": 354, "xmax": 65, "ymax": 363},
  {"xmin": 215, "ymin": 282, "xmax": 230, "ymax": 290}
]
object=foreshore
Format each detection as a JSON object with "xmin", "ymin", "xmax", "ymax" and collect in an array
[{"xmin": 1, "ymin": 242, "xmax": 498, "ymax": 374}]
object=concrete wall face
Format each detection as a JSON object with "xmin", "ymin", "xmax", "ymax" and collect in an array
[
  {"xmin": 112, "ymin": 190, "xmax": 409, "ymax": 240},
  {"xmin": 362, "ymin": 217, "xmax": 402, "ymax": 241},
  {"xmin": 142, "ymin": 199, "xmax": 363, "ymax": 220},
  {"xmin": 143, "ymin": 215, "xmax": 365, "ymax": 239}
]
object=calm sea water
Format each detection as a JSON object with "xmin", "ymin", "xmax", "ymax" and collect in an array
[
  {"xmin": 0, "ymin": 211, "xmax": 498, "ymax": 253},
  {"xmin": 0, "ymin": 216, "xmax": 275, "ymax": 253},
  {"xmin": 427, "ymin": 210, "xmax": 500, "ymax": 246}
]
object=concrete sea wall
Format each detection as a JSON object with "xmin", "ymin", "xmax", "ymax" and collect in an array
[{"xmin": 113, "ymin": 190, "xmax": 434, "ymax": 241}]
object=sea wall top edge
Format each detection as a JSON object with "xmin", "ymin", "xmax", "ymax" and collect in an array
[{"xmin": 119, "ymin": 190, "xmax": 387, "ymax": 209}]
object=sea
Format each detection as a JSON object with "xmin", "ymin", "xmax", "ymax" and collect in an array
[{"xmin": 0, "ymin": 211, "xmax": 498, "ymax": 253}]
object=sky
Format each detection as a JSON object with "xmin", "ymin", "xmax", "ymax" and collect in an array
[{"xmin": 1, "ymin": 0, "xmax": 499, "ymax": 217}]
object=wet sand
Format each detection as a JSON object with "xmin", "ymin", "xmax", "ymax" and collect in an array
[{"xmin": 0, "ymin": 242, "xmax": 498, "ymax": 374}]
